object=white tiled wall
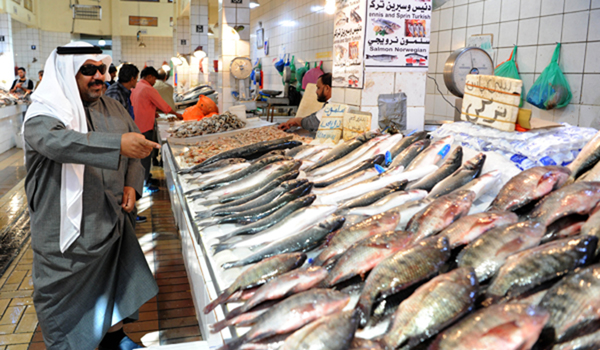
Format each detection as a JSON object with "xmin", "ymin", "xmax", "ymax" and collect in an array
[
  {"xmin": 120, "ymin": 36, "xmax": 175, "ymax": 73},
  {"xmin": 249, "ymin": 0, "xmax": 335, "ymax": 92},
  {"xmin": 427, "ymin": 0, "xmax": 600, "ymax": 128}
]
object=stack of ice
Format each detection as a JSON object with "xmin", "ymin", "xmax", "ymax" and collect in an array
[{"xmin": 431, "ymin": 122, "xmax": 598, "ymax": 170}]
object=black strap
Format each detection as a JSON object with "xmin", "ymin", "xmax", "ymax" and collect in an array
[{"xmin": 56, "ymin": 46, "xmax": 103, "ymax": 55}]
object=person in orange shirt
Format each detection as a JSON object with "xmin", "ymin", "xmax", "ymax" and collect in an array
[{"xmin": 131, "ymin": 67, "xmax": 182, "ymax": 192}]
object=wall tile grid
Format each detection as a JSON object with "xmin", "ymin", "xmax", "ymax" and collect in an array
[
  {"xmin": 120, "ymin": 35, "xmax": 174, "ymax": 75},
  {"xmin": 250, "ymin": 0, "xmax": 335, "ymax": 94},
  {"xmin": 427, "ymin": 0, "xmax": 600, "ymax": 128}
]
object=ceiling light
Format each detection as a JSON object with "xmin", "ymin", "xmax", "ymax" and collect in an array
[
  {"xmin": 171, "ymin": 56, "xmax": 183, "ymax": 66},
  {"xmin": 311, "ymin": 5, "xmax": 324, "ymax": 12},
  {"xmin": 230, "ymin": 27, "xmax": 240, "ymax": 40},
  {"xmin": 161, "ymin": 61, "xmax": 171, "ymax": 71},
  {"xmin": 324, "ymin": 0, "xmax": 336, "ymax": 14},
  {"xmin": 98, "ymin": 38, "xmax": 106, "ymax": 46},
  {"xmin": 249, "ymin": 1, "xmax": 260, "ymax": 9},
  {"xmin": 280, "ymin": 20, "xmax": 297, "ymax": 27}
]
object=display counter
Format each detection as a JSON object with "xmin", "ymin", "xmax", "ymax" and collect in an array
[{"xmin": 156, "ymin": 117, "xmax": 274, "ymax": 144}]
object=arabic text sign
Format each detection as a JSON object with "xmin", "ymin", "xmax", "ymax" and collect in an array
[
  {"xmin": 364, "ymin": 0, "xmax": 432, "ymax": 70},
  {"xmin": 343, "ymin": 111, "xmax": 372, "ymax": 141},
  {"xmin": 460, "ymin": 74, "xmax": 522, "ymax": 132},
  {"xmin": 332, "ymin": 0, "xmax": 367, "ymax": 89},
  {"xmin": 315, "ymin": 104, "xmax": 348, "ymax": 144}
]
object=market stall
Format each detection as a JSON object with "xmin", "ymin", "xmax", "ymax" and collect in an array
[{"xmin": 161, "ymin": 116, "xmax": 600, "ymax": 349}]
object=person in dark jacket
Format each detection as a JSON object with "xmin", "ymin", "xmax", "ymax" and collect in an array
[
  {"xmin": 10, "ymin": 67, "xmax": 34, "ymax": 94},
  {"xmin": 105, "ymin": 64, "xmax": 139, "ymax": 120}
]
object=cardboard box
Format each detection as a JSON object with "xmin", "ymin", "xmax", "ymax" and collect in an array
[{"xmin": 460, "ymin": 75, "xmax": 522, "ymax": 132}]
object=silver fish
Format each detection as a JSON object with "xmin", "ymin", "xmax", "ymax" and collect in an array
[
  {"xmin": 567, "ymin": 129, "xmax": 600, "ymax": 182},
  {"xmin": 427, "ymin": 153, "xmax": 485, "ymax": 199}
]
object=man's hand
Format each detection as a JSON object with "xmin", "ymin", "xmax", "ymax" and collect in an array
[
  {"xmin": 121, "ymin": 186, "xmax": 136, "ymax": 213},
  {"xmin": 121, "ymin": 133, "xmax": 160, "ymax": 159},
  {"xmin": 174, "ymin": 112, "xmax": 183, "ymax": 120},
  {"xmin": 278, "ymin": 118, "xmax": 301, "ymax": 131}
]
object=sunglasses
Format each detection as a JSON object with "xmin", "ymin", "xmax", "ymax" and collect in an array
[{"xmin": 79, "ymin": 64, "xmax": 107, "ymax": 76}]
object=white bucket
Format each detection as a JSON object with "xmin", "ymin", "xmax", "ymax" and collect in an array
[{"xmin": 229, "ymin": 105, "xmax": 247, "ymax": 122}]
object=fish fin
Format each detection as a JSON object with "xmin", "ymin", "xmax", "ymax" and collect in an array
[
  {"xmin": 495, "ymin": 237, "xmax": 526, "ymax": 256},
  {"xmin": 212, "ymin": 243, "xmax": 233, "ymax": 255},
  {"xmin": 482, "ymin": 320, "xmax": 522, "ymax": 340}
]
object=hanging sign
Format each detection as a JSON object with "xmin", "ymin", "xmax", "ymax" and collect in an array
[
  {"xmin": 332, "ymin": 0, "xmax": 367, "ymax": 89},
  {"xmin": 364, "ymin": 0, "xmax": 431, "ymax": 71}
]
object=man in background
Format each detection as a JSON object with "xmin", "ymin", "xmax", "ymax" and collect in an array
[
  {"xmin": 106, "ymin": 64, "xmax": 117, "ymax": 86},
  {"xmin": 34, "ymin": 70, "xmax": 44, "ymax": 90},
  {"xmin": 106, "ymin": 64, "xmax": 139, "ymax": 121},
  {"xmin": 10, "ymin": 67, "xmax": 34, "ymax": 94},
  {"xmin": 131, "ymin": 67, "xmax": 182, "ymax": 192},
  {"xmin": 154, "ymin": 69, "xmax": 176, "ymax": 111},
  {"xmin": 277, "ymin": 73, "xmax": 332, "ymax": 133}
]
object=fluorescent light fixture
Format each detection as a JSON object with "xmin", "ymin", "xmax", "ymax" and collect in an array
[
  {"xmin": 249, "ymin": 1, "xmax": 260, "ymax": 9},
  {"xmin": 310, "ymin": 5, "xmax": 324, "ymax": 12}
]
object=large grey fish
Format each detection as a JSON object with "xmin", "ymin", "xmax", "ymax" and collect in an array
[
  {"xmin": 187, "ymin": 136, "xmax": 301, "ymax": 170},
  {"xmin": 216, "ymin": 289, "xmax": 351, "ymax": 350},
  {"xmin": 578, "ymin": 158, "xmax": 600, "ymax": 182},
  {"xmin": 539, "ymin": 264, "xmax": 600, "ymax": 343},
  {"xmin": 393, "ymin": 197, "xmax": 435, "ymax": 231},
  {"xmin": 228, "ymin": 266, "xmax": 328, "ymax": 320},
  {"xmin": 312, "ymin": 166, "xmax": 383, "ymax": 195},
  {"xmin": 198, "ymin": 171, "xmax": 300, "ymax": 207},
  {"xmin": 203, "ymin": 253, "xmax": 306, "ymax": 314},
  {"xmin": 213, "ymin": 194, "xmax": 317, "ymax": 245},
  {"xmin": 427, "ymin": 153, "xmax": 486, "ymax": 199},
  {"xmin": 488, "ymin": 166, "xmax": 571, "ymax": 212},
  {"xmin": 210, "ymin": 300, "xmax": 278, "ymax": 333},
  {"xmin": 380, "ymin": 268, "xmax": 478, "ymax": 350},
  {"xmin": 486, "ymin": 236, "xmax": 598, "ymax": 303},
  {"xmin": 188, "ymin": 158, "xmax": 247, "ymax": 174},
  {"xmin": 197, "ymin": 183, "xmax": 313, "ymax": 227},
  {"xmin": 221, "ymin": 216, "xmax": 345, "ymax": 269},
  {"xmin": 190, "ymin": 160, "xmax": 301, "ymax": 201},
  {"xmin": 405, "ymin": 135, "xmax": 454, "ymax": 172},
  {"xmin": 312, "ymin": 210, "xmax": 401, "ymax": 266},
  {"xmin": 281, "ymin": 310, "xmax": 359, "ymax": 350},
  {"xmin": 580, "ymin": 206, "xmax": 600, "ymax": 256},
  {"xmin": 388, "ymin": 139, "xmax": 430, "ymax": 169},
  {"xmin": 356, "ymin": 236, "xmax": 450, "ymax": 328},
  {"xmin": 213, "ymin": 205, "xmax": 339, "ymax": 253},
  {"xmin": 191, "ymin": 155, "xmax": 291, "ymax": 192},
  {"xmin": 305, "ymin": 131, "xmax": 378, "ymax": 172},
  {"xmin": 343, "ymin": 190, "xmax": 428, "ymax": 217},
  {"xmin": 551, "ymin": 329, "xmax": 600, "ymax": 350},
  {"xmin": 406, "ymin": 146, "xmax": 463, "ymax": 192},
  {"xmin": 430, "ymin": 303, "xmax": 549, "ymax": 350},
  {"xmin": 529, "ymin": 182, "xmax": 600, "ymax": 226},
  {"xmin": 388, "ymin": 131, "xmax": 429, "ymax": 159},
  {"xmin": 336, "ymin": 181, "xmax": 407, "ymax": 212},
  {"xmin": 254, "ymin": 149, "xmax": 287, "ymax": 160},
  {"xmin": 321, "ymin": 230, "xmax": 415, "ymax": 287},
  {"xmin": 285, "ymin": 144, "xmax": 313, "ymax": 157},
  {"xmin": 313, "ymin": 155, "xmax": 385, "ymax": 188},
  {"xmin": 567, "ymin": 129, "xmax": 600, "ymax": 182},
  {"xmin": 440, "ymin": 211, "xmax": 520, "ymax": 249},
  {"xmin": 202, "ymin": 179, "xmax": 309, "ymax": 218},
  {"xmin": 457, "ymin": 221, "xmax": 547, "ymax": 283},
  {"xmin": 406, "ymin": 190, "xmax": 476, "ymax": 241}
]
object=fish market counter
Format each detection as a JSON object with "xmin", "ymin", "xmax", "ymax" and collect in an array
[
  {"xmin": 157, "ymin": 117, "xmax": 275, "ymax": 144},
  {"xmin": 162, "ymin": 143, "xmax": 235, "ymax": 349}
]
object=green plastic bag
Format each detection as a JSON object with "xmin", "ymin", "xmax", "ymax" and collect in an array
[
  {"xmin": 296, "ymin": 62, "xmax": 310, "ymax": 91},
  {"xmin": 495, "ymin": 46, "xmax": 524, "ymax": 107},
  {"xmin": 289, "ymin": 55, "xmax": 297, "ymax": 85},
  {"xmin": 527, "ymin": 43, "xmax": 572, "ymax": 110}
]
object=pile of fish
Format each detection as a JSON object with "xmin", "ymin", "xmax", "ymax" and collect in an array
[
  {"xmin": 178, "ymin": 127, "xmax": 600, "ymax": 350},
  {"xmin": 170, "ymin": 111, "xmax": 246, "ymax": 138}
]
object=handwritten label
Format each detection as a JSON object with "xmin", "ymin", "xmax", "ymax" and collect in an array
[
  {"xmin": 460, "ymin": 74, "xmax": 522, "ymax": 132},
  {"xmin": 343, "ymin": 111, "xmax": 372, "ymax": 141}
]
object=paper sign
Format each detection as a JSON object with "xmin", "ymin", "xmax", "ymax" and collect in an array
[
  {"xmin": 332, "ymin": 0, "xmax": 366, "ymax": 89},
  {"xmin": 343, "ymin": 111, "xmax": 372, "ymax": 141},
  {"xmin": 315, "ymin": 104, "xmax": 348, "ymax": 144},
  {"xmin": 460, "ymin": 75, "xmax": 522, "ymax": 132}
]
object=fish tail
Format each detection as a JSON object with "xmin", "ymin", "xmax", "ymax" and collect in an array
[
  {"xmin": 203, "ymin": 289, "xmax": 232, "ymax": 314},
  {"xmin": 355, "ymin": 299, "xmax": 373, "ymax": 328},
  {"xmin": 212, "ymin": 243, "xmax": 233, "ymax": 254},
  {"xmin": 194, "ymin": 210, "xmax": 212, "ymax": 219},
  {"xmin": 210, "ymin": 319, "xmax": 232, "ymax": 333}
]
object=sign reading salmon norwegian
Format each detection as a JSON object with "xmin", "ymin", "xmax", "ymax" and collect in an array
[{"xmin": 364, "ymin": 0, "xmax": 431, "ymax": 71}]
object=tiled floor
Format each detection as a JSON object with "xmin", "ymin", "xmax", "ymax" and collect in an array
[{"xmin": 0, "ymin": 148, "xmax": 201, "ymax": 349}]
